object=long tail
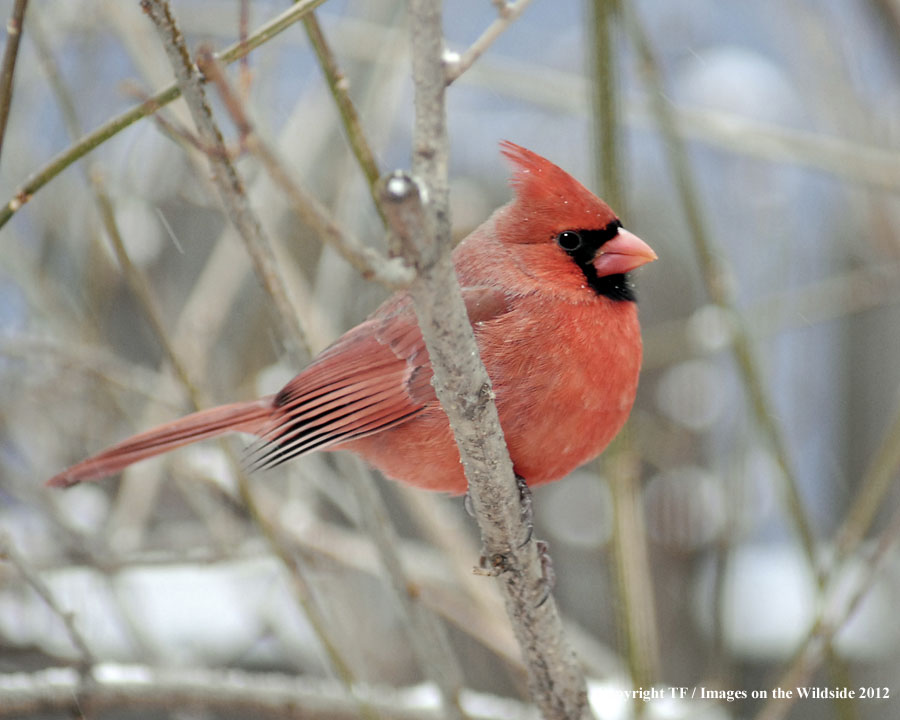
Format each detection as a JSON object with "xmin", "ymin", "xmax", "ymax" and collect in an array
[{"xmin": 47, "ymin": 397, "xmax": 276, "ymax": 488}]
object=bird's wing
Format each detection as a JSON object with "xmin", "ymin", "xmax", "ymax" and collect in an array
[{"xmin": 247, "ymin": 286, "xmax": 510, "ymax": 470}]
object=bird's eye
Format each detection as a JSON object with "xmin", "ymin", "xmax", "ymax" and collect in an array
[{"xmin": 557, "ymin": 231, "xmax": 583, "ymax": 251}]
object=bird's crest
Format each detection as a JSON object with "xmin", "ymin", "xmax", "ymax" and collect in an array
[{"xmin": 498, "ymin": 141, "xmax": 618, "ymax": 242}]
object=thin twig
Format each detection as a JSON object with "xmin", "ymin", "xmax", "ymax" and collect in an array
[
  {"xmin": 0, "ymin": 665, "xmax": 539, "ymax": 719},
  {"xmin": 589, "ymin": 0, "xmax": 660, "ymax": 690},
  {"xmin": 0, "ymin": 335, "xmax": 184, "ymax": 407},
  {"xmin": 588, "ymin": 0, "xmax": 623, "ymax": 211},
  {"xmin": 444, "ymin": 0, "xmax": 534, "ymax": 85},
  {"xmin": 238, "ymin": 0, "xmax": 252, "ymax": 97},
  {"xmin": 302, "ymin": 12, "xmax": 385, "ymax": 216},
  {"xmin": 89, "ymin": 170, "xmax": 204, "ymax": 403},
  {"xmin": 754, "ymin": 503, "xmax": 900, "ymax": 720},
  {"xmin": 0, "ymin": 0, "xmax": 327, "ymax": 230},
  {"xmin": 832, "ymin": 394, "xmax": 900, "ymax": 565},
  {"xmin": 626, "ymin": 5, "xmax": 821, "ymax": 581},
  {"xmin": 607, "ymin": 447, "xmax": 660, "ymax": 690},
  {"xmin": 194, "ymin": 47, "xmax": 413, "ymax": 289},
  {"xmin": 451, "ymin": 44, "xmax": 900, "ymax": 191},
  {"xmin": 643, "ymin": 262, "xmax": 900, "ymax": 370},
  {"xmin": 121, "ymin": 81, "xmax": 240, "ymax": 160},
  {"xmin": 0, "ymin": 533, "xmax": 97, "ymax": 667},
  {"xmin": 194, "ymin": 44, "xmax": 467, "ymax": 702},
  {"xmin": 344, "ymin": 458, "xmax": 468, "ymax": 720},
  {"xmin": 231, "ymin": 475, "xmax": 383, "ymax": 720},
  {"xmin": 383, "ymin": 58, "xmax": 585, "ymax": 711},
  {"xmin": 140, "ymin": 5, "xmax": 379, "ymax": 717},
  {"xmin": 141, "ymin": 0, "xmax": 310, "ymax": 366},
  {"xmin": 0, "ymin": 0, "xmax": 28, "ymax": 162},
  {"xmin": 401, "ymin": 9, "xmax": 588, "ymax": 714}
]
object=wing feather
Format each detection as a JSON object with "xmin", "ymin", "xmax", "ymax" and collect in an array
[{"xmin": 249, "ymin": 287, "xmax": 510, "ymax": 471}]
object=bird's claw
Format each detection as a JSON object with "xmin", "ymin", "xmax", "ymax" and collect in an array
[
  {"xmin": 473, "ymin": 540, "xmax": 556, "ymax": 607},
  {"xmin": 474, "ymin": 550, "xmax": 512, "ymax": 577},
  {"xmin": 463, "ymin": 490, "xmax": 475, "ymax": 518},
  {"xmin": 464, "ymin": 474, "xmax": 533, "ymax": 547},
  {"xmin": 534, "ymin": 539, "xmax": 556, "ymax": 607},
  {"xmin": 468, "ymin": 474, "xmax": 552, "ymax": 606},
  {"xmin": 515, "ymin": 474, "xmax": 534, "ymax": 548}
]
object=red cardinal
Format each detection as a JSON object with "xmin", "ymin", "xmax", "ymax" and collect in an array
[{"xmin": 48, "ymin": 142, "xmax": 656, "ymax": 494}]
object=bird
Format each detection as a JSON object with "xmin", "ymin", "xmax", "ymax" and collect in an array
[{"xmin": 48, "ymin": 142, "xmax": 656, "ymax": 495}]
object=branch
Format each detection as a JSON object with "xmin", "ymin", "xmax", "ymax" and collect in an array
[
  {"xmin": 194, "ymin": 48, "xmax": 413, "ymax": 290},
  {"xmin": 754, "ymin": 503, "xmax": 900, "ymax": 720},
  {"xmin": 380, "ymin": 170, "xmax": 585, "ymax": 719},
  {"xmin": 140, "ymin": 0, "xmax": 310, "ymax": 366},
  {"xmin": 302, "ymin": 12, "xmax": 385, "ymax": 214},
  {"xmin": 444, "ymin": 0, "xmax": 534, "ymax": 85},
  {"xmin": 0, "ymin": 0, "xmax": 28, "ymax": 161},
  {"xmin": 833, "ymin": 390, "xmax": 900, "ymax": 565},
  {"xmin": 0, "ymin": 0, "xmax": 327, "ymax": 230},
  {"xmin": 625, "ymin": 5, "xmax": 821, "ymax": 581},
  {"xmin": 0, "ymin": 665, "xmax": 538, "ymax": 719},
  {"xmin": 401, "ymin": 4, "xmax": 587, "ymax": 716},
  {"xmin": 395, "ymin": 5, "xmax": 588, "ymax": 716},
  {"xmin": 343, "ymin": 459, "xmax": 468, "ymax": 719},
  {"xmin": 0, "ymin": 533, "xmax": 96, "ymax": 668}
]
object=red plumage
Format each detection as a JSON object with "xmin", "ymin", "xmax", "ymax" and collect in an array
[{"xmin": 48, "ymin": 142, "xmax": 656, "ymax": 494}]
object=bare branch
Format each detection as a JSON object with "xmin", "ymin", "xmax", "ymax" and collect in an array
[
  {"xmin": 0, "ymin": 533, "xmax": 96, "ymax": 668},
  {"xmin": 400, "ymin": 5, "xmax": 589, "ymax": 716},
  {"xmin": 380, "ymin": 168, "xmax": 586, "ymax": 718},
  {"xmin": 345, "ymin": 459, "xmax": 468, "ymax": 720},
  {"xmin": 625, "ymin": 5, "xmax": 821, "ymax": 581},
  {"xmin": 0, "ymin": 665, "xmax": 539, "ymax": 719},
  {"xmin": 754, "ymin": 504, "xmax": 900, "ymax": 720},
  {"xmin": 140, "ymin": 0, "xmax": 310, "ymax": 365},
  {"xmin": 302, "ymin": 13, "xmax": 384, "ymax": 211},
  {"xmin": 0, "ymin": 0, "xmax": 327, "ymax": 230},
  {"xmin": 0, "ymin": 0, "xmax": 28, "ymax": 161},
  {"xmin": 444, "ymin": 0, "xmax": 534, "ymax": 85},
  {"xmin": 195, "ymin": 48, "xmax": 413, "ymax": 290},
  {"xmin": 833, "ymin": 392, "xmax": 900, "ymax": 565}
]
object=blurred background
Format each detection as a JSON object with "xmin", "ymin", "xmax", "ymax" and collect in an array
[{"xmin": 1, "ymin": 0, "xmax": 900, "ymax": 718}]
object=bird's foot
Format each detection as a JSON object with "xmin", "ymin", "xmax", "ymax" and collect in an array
[
  {"xmin": 534, "ymin": 539, "xmax": 556, "ymax": 607},
  {"xmin": 464, "ymin": 474, "xmax": 533, "ymax": 546},
  {"xmin": 463, "ymin": 490, "xmax": 475, "ymax": 518},
  {"xmin": 467, "ymin": 474, "xmax": 551, "ymax": 604},
  {"xmin": 472, "ymin": 538, "xmax": 556, "ymax": 607},
  {"xmin": 515, "ymin": 474, "xmax": 534, "ymax": 547}
]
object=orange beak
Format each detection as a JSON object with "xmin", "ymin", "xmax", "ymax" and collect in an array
[{"xmin": 591, "ymin": 227, "xmax": 657, "ymax": 277}]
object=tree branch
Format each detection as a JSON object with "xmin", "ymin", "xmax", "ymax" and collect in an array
[
  {"xmin": 0, "ymin": 533, "xmax": 96, "ymax": 668},
  {"xmin": 302, "ymin": 12, "xmax": 385, "ymax": 215},
  {"xmin": 0, "ymin": 665, "xmax": 538, "ymax": 719},
  {"xmin": 399, "ymin": 5, "xmax": 588, "ymax": 716},
  {"xmin": 194, "ymin": 47, "xmax": 413, "ymax": 290},
  {"xmin": 444, "ymin": 0, "xmax": 534, "ymax": 85},
  {"xmin": 380, "ymin": 181, "xmax": 586, "ymax": 716},
  {"xmin": 625, "ymin": 5, "xmax": 821, "ymax": 579},
  {"xmin": 0, "ymin": 0, "xmax": 327, "ymax": 230},
  {"xmin": 392, "ymin": 5, "xmax": 589, "ymax": 716},
  {"xmin": 754, "ymin": 503, "xmax": 900, "ymax": 720},
  {"xmin": 0, "ymin": 0, "xmax": 28, "ymax": 162},
  {"xmin": 140, "ymin": 0, "xmax": 310, "ymax": 366}
]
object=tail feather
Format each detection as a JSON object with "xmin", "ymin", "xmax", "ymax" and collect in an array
[{"xmin": 47, "ymin": 397, "xmax": 275, "ymax": 488}]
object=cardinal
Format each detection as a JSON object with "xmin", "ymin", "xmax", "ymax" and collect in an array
[{"xmin": 48, "ymin": 142, "xmax": 656, "ymax": 494}]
